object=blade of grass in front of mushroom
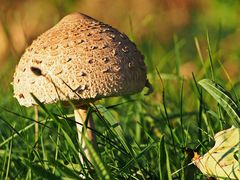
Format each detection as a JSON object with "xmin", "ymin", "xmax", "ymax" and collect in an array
[
  {"xmin": 58, "ymin": 78, "xmax": 99, "ymax": 163},
  {"xmin": 61, "ymin": 128, "xmax": 90, "ymax": 168},
  {"xmin": 50, "ymin": 125, "xmax": 60, "ymax": 174},
  {"xmin": 48, "ymin": 139, "xmax": 87, "ymax": 178},
  {"xmin": 30, "ymin": 93, "xmax": 76, "ymax": 138},
  {"xmin": 40, "ymin": 127, "xmax": 49, "ymax": 170},
  {"xmin": 30, "ymin": 70, "xmax": 97, "ymax": 159},
  {"xmin": 34, "ymin": 105, "xmax": 39, "ymax": 149},
  {"xmin": 95, "ymin": 105, "xmax": 136, "ymax": 154},
  {"xmin": 30, "ymin": 93, "xmax": 90, "ymax": 170},
  {"xmin": 52, "ymin": 78, "xmax": 101, "ymax": 166},
  {"xmin": 94, "ymin": 105, "xmax": 130, "ymax": 154},
  {"xmin": 84, "ymin": 138, "xmax": 112, "ymax": 180},
  {"xmin": 95, "ymin": 105, "xmax": 148, "ymax": 178},
  {"xmin": 74, "ymin": 105, "xmax": 96, "ymax": 164},
  {"xmin": 54, "ymin": 106, "xmax": 129, "ymax": 155}
]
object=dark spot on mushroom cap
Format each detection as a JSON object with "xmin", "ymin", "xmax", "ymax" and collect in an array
[
  {"xmin": 77, "ymin": 39, "xmax": 84, "ymax": 44},
  {"xmin": 102, "ymin": 57, "xmax": 109, "ymax": 63},
  {"xmin": 19, "ymin": 94, "xmax": 24, "ymax": 98},
  {"xmin": 30, "ymin": 67, "xmax": 42, "ymax": 76},
  {"xmin": 88, "ymin": 59, "xmax": 94, "ymax": 64},
  {"xmin": 79, "ymin": 71, "xmax": 87, "ymax": 76},
  {"xmin": 90, "ymin": 45, "xmax": 98, "ymax": 50}
]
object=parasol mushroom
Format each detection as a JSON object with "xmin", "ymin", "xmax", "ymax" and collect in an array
[{"xmin": 13, "ymin": 12, "xmax": 152, "ymax": 162}]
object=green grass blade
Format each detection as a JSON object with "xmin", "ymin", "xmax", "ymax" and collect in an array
[
  {"xmin": 52, "ymin": 125, "xmax": 61, "ymax": 174},
  {"xmin": 96, "ymin": 105, "xmax": 132, "ymax": 154},
  {"xmin": 206, "ymin": 32, "xmax": 215, "ymax": 81},
  {"xmin": 165, "ymin": 140, "xmax": 172, "ymax": 180},
  {"xmin": 4, "ymin": 138, "xmax": 12, "ymax": 180},
  {"xmin": 198, "ymin": 79, "xmax": 240, "ymax": 127},
  {"xmin": 40, "ymin": 127, "xmax": 48, "ymax": 170},
  {"xmin": 96, "ymin": 105, "xmax": 147, "ymax": 178},
  {"xmin": 174, "ymin": 35, "xmax": 183, "ymax": 76},
  {"xmin": 23, "ymin": 159, "xmax": 61, "ymax": 180},
  {"xmin": 0, "ymin": 116, "xmax": 21, "ymax": 138},
  {"xmin": 1, "ymin": 150, "xmax": 7, "ymax": 179},
  {"xmin": 61, "ymin": 129, "xmax": 80, "ymax": 160},
  {"xmin": 84, "ymin": 138, "xmax": 111, "ymax": 180},
  {"xmin": 121, "ymin": 140, "xmax": 158, "ymax": 172},
  {"xmin": 50, "ymin": 161, "xmax": 80, "ymax": 179},
  {"xmin": 158, "ymin": 136, "xmax": 172, "ymax": 180}
]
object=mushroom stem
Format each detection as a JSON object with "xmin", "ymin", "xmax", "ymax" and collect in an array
[{"xmin": 74, "ymin": 106, "xmax": 96, "ymax": 163}]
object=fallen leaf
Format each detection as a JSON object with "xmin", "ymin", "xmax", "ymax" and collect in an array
[{"xmin": 192, "ymin": 126, "xmax": 240, "ymax": 179}]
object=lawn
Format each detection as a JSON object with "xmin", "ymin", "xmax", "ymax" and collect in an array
[{"xmin": 0, "ymin": 1, "xmax": 239, "ymax": 179}]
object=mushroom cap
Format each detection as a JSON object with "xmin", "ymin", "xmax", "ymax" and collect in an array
[{"xmin": 13, "ymin": 13, "xmax": 147, "ymax": 107}]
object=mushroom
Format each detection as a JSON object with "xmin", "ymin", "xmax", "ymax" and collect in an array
[{"xmin": 13, "ymin": 12, "xmax": 152, "ymax": 162}]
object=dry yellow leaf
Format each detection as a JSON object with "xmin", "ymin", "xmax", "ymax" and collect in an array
[{"xmin": 192, "ymin": 126, "xmax": 240, "ymax": 179}]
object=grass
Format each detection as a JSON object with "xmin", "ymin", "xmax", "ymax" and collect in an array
[{"xmin": 0, "ymin": 11, "xmax": 240, "ymax": 180}]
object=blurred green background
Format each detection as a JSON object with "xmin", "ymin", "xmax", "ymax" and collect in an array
[{"xmin": 0, "ymin": 0, "xmax": 239, "ymax": 179}]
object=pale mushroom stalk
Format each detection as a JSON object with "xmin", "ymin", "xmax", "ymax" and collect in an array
[{"xmin": 74, "ymin": 105, "xmax": 96, "ymax": 162}]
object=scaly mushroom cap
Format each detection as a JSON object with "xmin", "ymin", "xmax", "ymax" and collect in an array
[{"xmin": 13, "ymin": 13, "xmax": 147, "ymax": 107}]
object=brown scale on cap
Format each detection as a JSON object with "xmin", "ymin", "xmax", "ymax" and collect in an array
[{"xmin": 13, "ymin": 13, "xmax": 149, "ymax": 107}]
